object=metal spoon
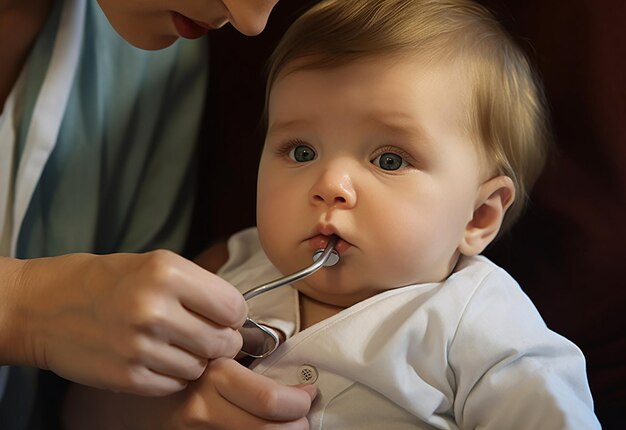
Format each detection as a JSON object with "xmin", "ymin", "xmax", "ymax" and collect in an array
[{"xmin": 239, "ymin": 235, "xmax": 340, "ymax": 358}]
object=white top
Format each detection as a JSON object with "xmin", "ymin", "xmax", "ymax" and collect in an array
[
  {"xmin": 0, "ymin": 72, "xmax": 21, "ymax": 256},
  {"xmin": 219, "ymin": 227, "xmax": 601, "ymax": 429}
]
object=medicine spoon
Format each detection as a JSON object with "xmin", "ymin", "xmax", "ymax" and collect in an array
[{"xmin": 239, "ymin": 235, "xmax": 340, "ymax": 358}]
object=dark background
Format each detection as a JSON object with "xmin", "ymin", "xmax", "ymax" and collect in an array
[{"xmin": 187, "ymin": 1, "xmax": 626, "ymax": 427}]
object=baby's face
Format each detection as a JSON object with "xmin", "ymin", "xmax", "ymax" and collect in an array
[
  {"xmin": 97, "ymin": 0, "xmax": 278, "ymax": 49},
  {"xmin": 258, "ymin": 56, "xmax": 487, "ymax": 307}
]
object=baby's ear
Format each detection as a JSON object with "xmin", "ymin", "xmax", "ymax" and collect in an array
[{"xmin": 459, "ymin": 176, "xmax": 515, "ymax": 256}]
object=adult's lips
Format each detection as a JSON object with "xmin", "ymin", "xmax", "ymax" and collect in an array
[{"xmin": 171, "ymin": 12, "xmax": 212, "ymax": 39}]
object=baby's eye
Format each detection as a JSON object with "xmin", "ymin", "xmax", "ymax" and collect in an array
[
  {"xmin": 372, "ymin": 152, "xmax": 408, "ymax": 171},
  {"xmin": 289, "ymin": 144, "xmax": 317, "ymax": 162}
]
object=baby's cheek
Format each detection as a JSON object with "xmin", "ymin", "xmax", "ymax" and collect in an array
[{"xmin": 382, "ymin": 220, "xmax": 456, "ymax": 283}]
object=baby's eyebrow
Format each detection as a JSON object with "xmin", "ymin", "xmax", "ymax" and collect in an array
[
  {"xmin": 266, "ymin": 119, "xmax": 312, "ymax": 137},
  {"xmin": 360, "ymin": 112, "xmax": 424, "ymax": 136},
  {"xmin": 365, "ymin": 121, "xmax": 431, "ymax": 151}
]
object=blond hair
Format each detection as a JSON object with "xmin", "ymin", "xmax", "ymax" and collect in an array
[{"xmin": 266, "ymin": 0, "xmax": 551, "ymax": 231}]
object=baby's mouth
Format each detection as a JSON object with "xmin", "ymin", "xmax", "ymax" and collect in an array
[
  {"xmin": 308, "ymin": 233, "xmax": 352, "ymax": 255},
  {"xmin": 312, "ymin": 235, "xmax": 341, "ymax": 267}
]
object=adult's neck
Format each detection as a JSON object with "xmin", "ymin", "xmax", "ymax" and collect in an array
[{"xmin": 0, "ymin": 0, "xmax": 55, "ymax": 112}]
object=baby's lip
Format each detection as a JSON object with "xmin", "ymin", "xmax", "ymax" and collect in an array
[{"xmin": 307, "ymin": 233, "xmax": 352, "ymax": 255}]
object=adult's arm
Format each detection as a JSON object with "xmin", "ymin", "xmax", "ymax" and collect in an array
[{"xmin": 0, "ymin": 251, "xmax": 246, "ymax": 396}]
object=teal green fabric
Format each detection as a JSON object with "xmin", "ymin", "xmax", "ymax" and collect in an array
[
  {"xmin": 1, "ymin": 0, "xmax": 208, "ymax": 427},
  {"xmin": 16, "ymin": 0, "xmax": 208, "ymax": 258}
]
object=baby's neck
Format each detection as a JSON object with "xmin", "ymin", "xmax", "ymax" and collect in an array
[{"xmin": 299, "ymin": 292, "xmax": 345, "ymax": 330}]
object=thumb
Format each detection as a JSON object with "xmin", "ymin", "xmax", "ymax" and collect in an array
[{"xmin": 293, "ymin": 383, "xmax": 318, "ymax": 401}]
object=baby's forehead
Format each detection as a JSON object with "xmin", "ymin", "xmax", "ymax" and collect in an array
[
  {"xmin": 269, "ymin": 53, "xmax": 477, "ymax": 120},
  {"xmin": 272, "ymin": 50, "xmax": 473, "ymax": 89},
  {"xmin": 268, "ymin": 54, "xmax": 476, "ymax": 131}
]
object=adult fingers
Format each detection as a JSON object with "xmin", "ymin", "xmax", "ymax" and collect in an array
[
  {"xmin": 209, "ymin": 358, "xmax": 317, "ymax": 421},
  {"xmin": 139, "ymin": 343, "xmax": 208, "ymax": 382},
  {"xmin": 166, "ymin": 306, "xmax": 244, "ymax": 359},
  {"xmin": 108, "ymin": 365, "xmax": 188, "ymax": 396},
  {"xmin": 175, "ymin": 262, "xmax": 248, "ymax": 329}
]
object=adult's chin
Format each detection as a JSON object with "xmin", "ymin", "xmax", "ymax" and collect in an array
[
  {"xmin": 123, "ymin": 34, "xmax": 179, "ymax": 50},
  {"xmin": 102, "ymin": 13, "xmax": 180, "ymax": 50}
]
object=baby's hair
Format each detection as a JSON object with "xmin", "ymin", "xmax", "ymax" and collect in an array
[{"xmin": 265, "ymin": 0, "xmax": 551, "ymax": 231}]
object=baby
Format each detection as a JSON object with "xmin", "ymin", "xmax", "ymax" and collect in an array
[{"xmin": 204, "ymin": 0, "xmax": 600, "ymax": 427}]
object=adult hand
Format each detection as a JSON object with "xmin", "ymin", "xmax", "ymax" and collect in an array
[
  {"xmin": 64, "ymin": 358, "xmax": 317, "ymax": 430},
  {"xmin": 0, "ymin": 251, "xmax": 246, "ymax": 395}
]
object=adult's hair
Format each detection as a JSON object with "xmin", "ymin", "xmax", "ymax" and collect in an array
[{"xmin": 266, "ymin": 0, "xmax": 551, "ymax": 231}]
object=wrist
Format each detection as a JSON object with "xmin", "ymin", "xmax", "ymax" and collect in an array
[
  {"xmin": 0, "ymin": 254, "xmax": 89, "ymax": 368},
  {"xmin": 0, "ymin": 256, "xmax": 33, "ymax": 365}
]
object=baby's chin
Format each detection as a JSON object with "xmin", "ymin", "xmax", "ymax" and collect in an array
[{"xmin": 295, "ymin": 280, "xmax": 382, "ymax": 309}]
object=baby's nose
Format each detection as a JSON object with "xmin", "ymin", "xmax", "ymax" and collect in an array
[{"xmin": 309, "ymin": 170, "xmax": 357, "ymax": 209}]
